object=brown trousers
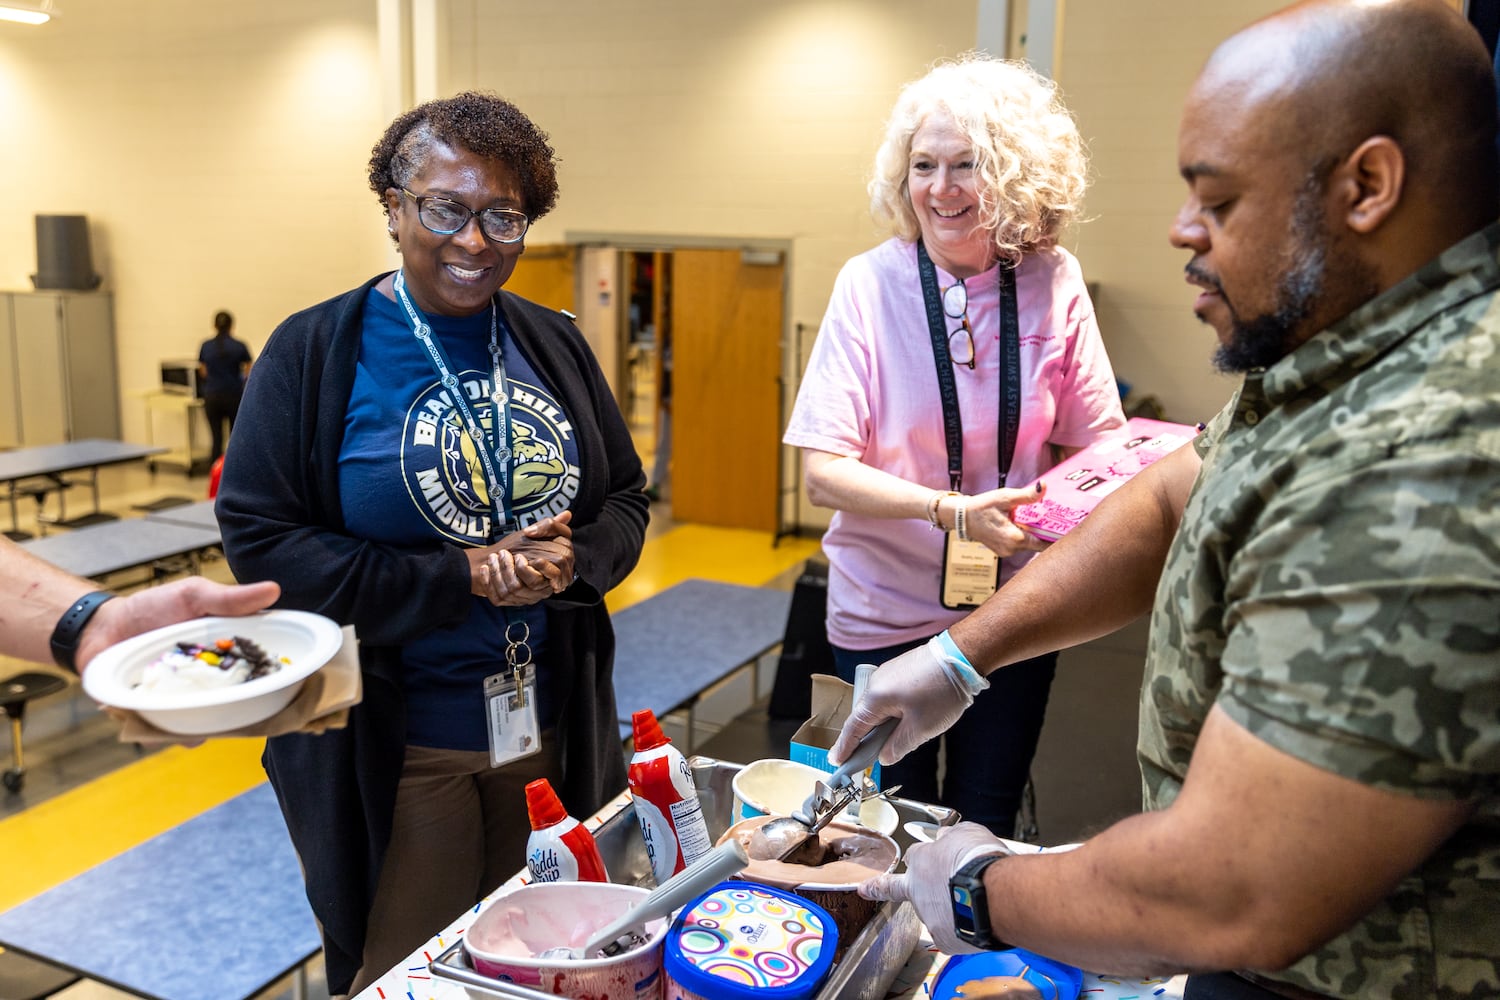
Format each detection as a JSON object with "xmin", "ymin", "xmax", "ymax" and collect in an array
[{"xmin": 345, "ymin": 738, "xmax": 563, "ymax": 996}]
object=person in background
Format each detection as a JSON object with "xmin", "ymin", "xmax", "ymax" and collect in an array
[
  {"xmin": 783, "ymin": 53, "xmax": 1125, "ymax": 838},
  {"xmin": 831, "ymin": 1, "xmax": 1500, "ymax": 996},
  {"xmin": 0, "ymin": 534, "xmax": 279, "ymax": 674},
  {"xmin": 645, "ymin": 336, "xmax": 672, "ymax": 503},
  {"xmin": 215, "ymin": 92, "xmax": 648, "ymax": 996},
  {"xmin": 197, "ymin": 309, "xmax": 253, "ymax": 466}
]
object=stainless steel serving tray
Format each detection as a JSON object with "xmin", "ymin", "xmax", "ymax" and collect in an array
[{"xmin": 430, "ymin": 755, "xmax": 956, "ymax": 1000}]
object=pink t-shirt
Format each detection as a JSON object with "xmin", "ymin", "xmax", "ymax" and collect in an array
[{"xmin": 784, "ymin": 238, "xmax": 1125, "ymax": 649}]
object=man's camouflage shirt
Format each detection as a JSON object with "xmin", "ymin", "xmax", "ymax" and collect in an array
[{"xmin": 1140, "ymin": 223, "xmax": 1500, "ymax": 999}]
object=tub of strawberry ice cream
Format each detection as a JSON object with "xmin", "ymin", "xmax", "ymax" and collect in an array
[{"xmin": 464, "ymin": 881, "xmax": 668, "ymax": 1000}]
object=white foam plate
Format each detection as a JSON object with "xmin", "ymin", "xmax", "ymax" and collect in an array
[{"xmin": 81, "ymin": 610, "xmax": 343, "ymax": 735}]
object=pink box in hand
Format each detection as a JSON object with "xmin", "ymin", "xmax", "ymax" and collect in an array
[{"xmin": 1012, "ymin": 417, "xmax": 1200, "ymax": 542}]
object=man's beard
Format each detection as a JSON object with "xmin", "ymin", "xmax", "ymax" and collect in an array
[{"xmin": 1211, "ymin": 188, "xmax": 1327, "ymax": 374}]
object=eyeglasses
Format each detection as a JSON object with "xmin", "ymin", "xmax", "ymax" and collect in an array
[
  {"xmin": 400, "ymin": 188, "xmax": 530, "ymax": 244},
  {"xmin": 943, "ymin": 280, "xmax": 975, "ymax": 370}
]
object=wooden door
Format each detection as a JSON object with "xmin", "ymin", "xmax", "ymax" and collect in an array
[
  {"xmin": 670, "ymin": 249, "xmax": 784, "ymax": 531},
  {"xmin": 504, "ymin": 243, "xmax": 576, "ymax": 315}
]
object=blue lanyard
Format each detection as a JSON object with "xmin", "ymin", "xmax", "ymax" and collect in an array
[{"xmin": 392, "ymin": 270, "xmax": 516, "ymax": 538}]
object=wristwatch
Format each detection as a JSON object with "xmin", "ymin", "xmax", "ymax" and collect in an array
[
  {"xmin": 950, "ymin": 852, "xmax": 1012, "ymax": 950},
  {"xmin": 49, "ymin": 590, "xmax": 116, "ymax": 674}
]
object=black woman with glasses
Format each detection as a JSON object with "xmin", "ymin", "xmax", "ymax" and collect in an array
[
  {"xmin": 216, "ymin": 91, "xmax": 647, "ymax": 996},
  {"xmin": 784, "ymin": 54, "xmax": 1125, "ymax": 840}
]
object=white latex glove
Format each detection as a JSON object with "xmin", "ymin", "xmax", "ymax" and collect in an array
[
  {"xmin": 858, "ymin": 821, "xmax": 1010, "ymax": 955},
  {"xmin": 827, "ymin": 631, "xmax": 987, "ymax": 767}
]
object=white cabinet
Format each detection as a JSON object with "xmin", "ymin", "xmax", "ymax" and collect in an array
[
  {"xmin": 0, "ymin": 291, "xmax": 119, "ymax": 446},
  {"xmin": 0, "ymin": 301, "xmax": 18, "ymax": 449}
]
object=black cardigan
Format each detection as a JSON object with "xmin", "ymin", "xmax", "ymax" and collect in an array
[{"xmin": 216, "ymin": 274, "xmax": 646, "ymax": 993}]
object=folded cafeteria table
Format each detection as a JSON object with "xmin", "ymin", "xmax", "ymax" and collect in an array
[{"xmin": 0, "ymin": 783, "xmax": 320, "ymax": 1000}]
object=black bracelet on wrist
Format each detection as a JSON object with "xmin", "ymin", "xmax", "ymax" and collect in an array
[{"xmin": 49, "ymin": 590, "xmax": 117, "ymax": 674}]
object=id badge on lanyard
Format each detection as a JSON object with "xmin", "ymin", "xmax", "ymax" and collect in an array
[
  {"xmin": 941, "ymin": 534, "xmax": 999, "ymax": 610},
  {"xmin": 485, "ymin": 619, "xmax": 541, "ymax": 766},
  {"xmin": 393, "ymin": 270, "xmax": 542, "ymax": 768}
]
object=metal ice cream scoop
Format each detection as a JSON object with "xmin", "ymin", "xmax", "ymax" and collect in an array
[{"xmin": 747, "ymin": 717, "xmax": 898, "ymax": 865}]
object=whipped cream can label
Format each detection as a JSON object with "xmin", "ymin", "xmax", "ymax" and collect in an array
[
  {"xmin": 629, "ymin": 741, "xmax": 712, "ymax": 882},
  {"xmin": 669, "ymin": 797, "xmax": 713, "ymax": 862},
  {"xmin": 526, "ymin": 816, "xmax": 609, "ymax": 883}
]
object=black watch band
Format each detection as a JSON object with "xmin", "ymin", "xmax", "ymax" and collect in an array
[
  {"xmin": 49, "ymin": 590, "xmax": 116, "ymax": 674},
  {"xmin": 950, "ymin": 852, "xmax": 1012, "ymax": 950}
]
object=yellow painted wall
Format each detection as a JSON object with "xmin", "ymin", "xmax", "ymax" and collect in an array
[
  {"xmin": 0, "ymin": 0, "xmax": 394, "ymax": 444},
  {"xmin": 0, "ymin": 1, "xmax": 1462, "ymax": 451},
  {"xmin": 438, "ymin": 0, "xmax": 978, "ymax": 332},
  {"xmin": 1059, "ymin": 1, "xmax": 1287, "ymax": 424}
]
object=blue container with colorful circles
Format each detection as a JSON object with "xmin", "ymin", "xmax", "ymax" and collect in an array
[{"xmin": 662, "ymin": 881, "xmax": 838, "ymax": 1000}]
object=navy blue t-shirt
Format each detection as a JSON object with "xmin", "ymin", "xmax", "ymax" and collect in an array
[
  {"xmin": 339, "ymin": 288, "xmax": 581, "ymax": 750},
  {"xmin": 198, "ymin": 336, "xmax": 252, "ymax": 397}
]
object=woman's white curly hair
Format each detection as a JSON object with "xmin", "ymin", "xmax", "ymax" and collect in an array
[{"xmin": 869, "ymin": 53, "xmax": 1088, "ymax": 264}]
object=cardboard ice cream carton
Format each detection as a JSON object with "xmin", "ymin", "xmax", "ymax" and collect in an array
[{"xmin": 789, "ymin": 674, "xmax": 882, "ymax": 788}]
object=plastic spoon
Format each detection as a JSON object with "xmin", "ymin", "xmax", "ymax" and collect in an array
[
  {"xmin": 903, "ymin": 820, "xmax": 939, "ymax": 843},
  {"xmin": 540, "ymin": 839, "xmax": 749, "ymax": 960}
]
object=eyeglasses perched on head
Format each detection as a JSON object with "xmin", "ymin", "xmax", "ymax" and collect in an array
[
  {"xmin": 400, "ymin": 188, "xmax": 530, "ymax": 244},
  {"xmin": 943, "ymin": 280, "xmax": 975, "ymax": 370}
]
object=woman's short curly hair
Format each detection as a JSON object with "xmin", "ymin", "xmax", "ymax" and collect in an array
[
  {"xmin": 368, "ymin": 91, "xmax": 559, "ymax": 238},
  {"xmin": 869, "ymin": 54, "xmax": 1088, "ymax": 264}
]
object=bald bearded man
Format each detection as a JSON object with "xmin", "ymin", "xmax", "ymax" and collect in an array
[{"xmin": 829, "ymin": 2, "xmax": 1500, "ymax": 997}]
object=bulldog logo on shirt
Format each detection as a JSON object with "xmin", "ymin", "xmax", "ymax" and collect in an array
[{"xmin": 404, "ymin": 370, "xmax": 580, "ymax": 543}]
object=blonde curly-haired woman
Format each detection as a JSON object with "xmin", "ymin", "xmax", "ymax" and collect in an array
[{"xmin": 784, "ymin": 54, "xmax": 1126, "ymax": 837}]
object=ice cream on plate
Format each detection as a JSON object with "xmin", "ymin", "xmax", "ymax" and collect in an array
[{"xmin": 136, "ymin": 637, "xmax": 285, "ymax": 694}]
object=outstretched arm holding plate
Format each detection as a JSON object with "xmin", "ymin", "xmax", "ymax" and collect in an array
[{"xmin": 0, "ymin": 535, "xmax": 280, "ymax": 674}]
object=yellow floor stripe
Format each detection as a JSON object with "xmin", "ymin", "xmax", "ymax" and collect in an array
[
  {"xmin": 0, "ymin": 738, "xmax": 266, "ymax": 910},
  {"xmin": 609, "ymin": 524, "xmax": 821, "ymax": 611},
  {"xmin": 0, "ymin": 523, "xmax": 822, "ymax": 912}
]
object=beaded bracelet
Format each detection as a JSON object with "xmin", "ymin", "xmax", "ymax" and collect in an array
[{"xmin": 926, "ymin": 490, "xmax": 959, "ymax": 530}]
